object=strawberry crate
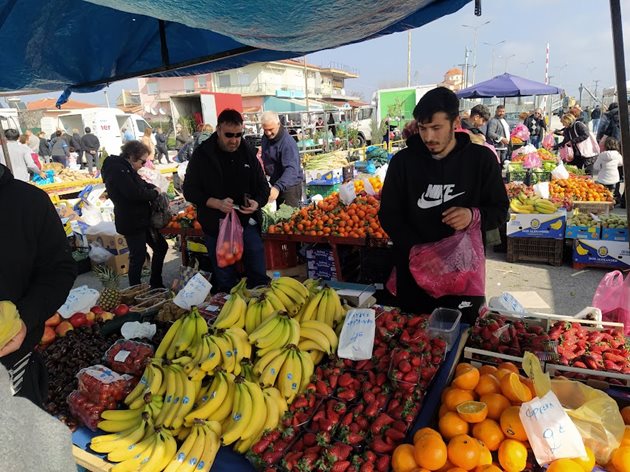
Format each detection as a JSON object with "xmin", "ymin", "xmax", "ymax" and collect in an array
[
  {"xmin": 463, "ymin": 346, "xmax": 528, "ymax": 369},
  {"xmin": 545, "ymin": 363, "xmax": 630, "ymax": 388},
  {"xmin": 507, "ymin": 237, "xmax": 564, "ymax": 266}
]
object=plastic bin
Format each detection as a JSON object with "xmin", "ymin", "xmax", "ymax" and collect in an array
[
  {"xmin": 507, "ymin": 237, "xmax": 564, "ymax": 266},
  {"xmin": 428, "ymin": 308, "xmax": 462, "ymax": 352},
  {"xmin": 264, "ymin": 239, "xmax": 298, "ymax": 270}
]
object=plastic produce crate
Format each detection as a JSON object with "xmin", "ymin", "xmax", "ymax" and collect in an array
[
  {"xmin": 428, "ymin": 308, "xmax": 462, "ymax": 352},
  {"xmin": 264, "ymin": 240, "xmax": 298, "ymax": 270},
  {"xmin": 506, "ymin": 237, "xmax": 564, "ymax": 266}
]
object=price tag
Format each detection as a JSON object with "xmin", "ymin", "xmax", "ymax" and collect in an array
[
  {"xmin": 173, "ymin": 273, "xmax": 212, "ymax": 310},
  {"xmin": 114, "ymin": 350, "xmax": 131, "ymax": 363},
  {"xmin": 337, "ymin": 309, "xmax": 375, "ymax": 360},
  {"xmin": 519, "ymin": 390, "xmax": 586, "ymax": 465}
]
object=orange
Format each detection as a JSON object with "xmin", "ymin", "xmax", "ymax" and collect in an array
[
  {"xmin": 439, "ymin": 403, "xmax": 450, "ymax": 418},
  {"xmin": 622, "ymin": 426, "xmax": 630, "ymax": 447},
  {"xmin": 413, "ymin": 427, "xmax": 441, "ymax": 444},
  {"xmin": 571, "ymin": 446, "xmax": 595, "ymax": 472},
  {"xmin": 472, "ymin": 419, "xmax": 505, "ymax": 451},
  {"xmin": 622, "ymin": 406, "xmax": 630, "ymax": 425},
  {"xmin": 446, "ymin": 469, "xmax": 468, "ymax": 472},
  {"xmin": 456, "ymin": 401, "xmax": 488, "ymax": 423},
  {"xmin": 498, "ymin": 439, "xmax": 528, "ymax": 472},
  {"xmin": 479, "ymin": 466, "xmax": 503, "ymax": 472},
  {"xmin": 476, "ymin": 441, "xmax": 492, "ymax": 467},
  {"xmin": 497, "ymin": 362, "xmax": 519, "ymax": 374},
  {"xmin": 447, "ymin": 434, "xmax": 481, "ymax": 470},
  {"xmin": 475, "ymin": 374, "xmax": 501, "ymax": 396},
  {"xmin": 414, "ymin": 433, "xmax": 448, "ymax": 471},
  {"xmin": 436, "ymin": 460, "xmax": 455, "ymax": 472},
  {"xmin": 444, "ymin": 388, "xmax": 476, "ymax": 411},
  {"xmin": 439, "ymin": 411, "xmax": 470, "ymax": 439},
  {"xmin": 480, "ymin": 393, "xmax": 512, "ymax": 421},
  {"xmin": 547, "ymin": 459, "xmax": 585, "ymax": 472},
  {"xmin": 612, "ymin": 446, "xmax": 630, "ymax": 472},
  {"xmin": 393, "ymin": 444, "xmax": 420, "ymax": 472},
  {"xmin": 456, "ymin": 363, "xmax": 475, "ymax": 374},
  {"xmin": 494, "ymin": 369, "xmax": 513, "ymax": 380},
  {"xmin": 453, "ymin": 364, "xmax": 480, "ymax": 391},
  {"xmin": 442, "ymin": 387, "xmax": 453, "ymax": 403},
  {"xmin": 500, "ymin": 373, "xmax": 532, "ymax": 404},
  {"xmin": 519, "ymin": 376, "xmax": 536, "ymax": 398},
  {"xmin": 500, "ymin": 406, "xmax": 528, "ymax": 442},
  {"xmin": 479, "ymin": 365, "xmax": 498, "ymax": 376}
]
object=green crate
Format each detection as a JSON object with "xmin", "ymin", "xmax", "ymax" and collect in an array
[{"xmin": 306, "ymin": 183, "xmax": 341, "ymax": 198}]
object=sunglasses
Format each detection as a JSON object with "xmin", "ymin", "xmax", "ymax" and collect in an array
[{"xmin": 223, "ymin": 131, "xmax": 243, "ymax": 138}]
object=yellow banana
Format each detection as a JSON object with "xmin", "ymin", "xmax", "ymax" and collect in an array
[
  {"xmin": 286, "ymin": 316, "xmax": 301, "ymax": 346},
  {"xmin": 171, "ymin": 372, "xmax": 198, "ymax": 429},
  {"xmin": 248, "ymin": 313, "xmax": 282, "ymax": 344},
  {"xmin": 184, "ymin": 371, "xmax": 229, "ymax": 424},
  {"xmin": 259, "ymin": 349, "xmax": 290, "ymax": 387},
  {"xmin": 297, "ymin": 289, "xmax": 324, "ymax": 322},
  {"xmin": 265, "ymin": 289, "xmax": 287, "ymax": 312},
  {"xmin": 207, "ymin": 372, "xmax": 235, "ymax": 422},
  {"xmin": 225, "ymin": 326, "xmax": 252, "ymax": 362},
  {"xmin": 296, "ymin": 348, "xmax": 314, "ymax": 392},
  {"xmin": 177, "ymin": 426, "xmax": 207, "ymax": 472},
  {"xmin": 162, "ymin": 365, "xmax": 185, "ymax": 428},
  {"xmin": 196, "ymin": 425, "xmax": 221, "ymax": 472},
  {"xmin": 199, "ymin": 336, "xmax": 222, "ymax": 373},
  {"xmin": 240, "ymin": 380, "xmax": 266, "ymax": 440},
  {"xmin": 273, "ymin": 276, "xmax": 309, "ymax": 299},
  {"xmin": 107, "ymin": 426, "xmax": 155, "ymax": 462},
  {"xmin": 315, "ymin": 289, "xmax": 329, "ymax": 325},
  {"xmin": 310, "ymin": 350, "xmax": 325, "ymax": 365},
  {"xmin": 163, "ymin": 424, "xmax": 198, "ymax": 472},
  {"xmin": 212, "ymin": 332, "xmax": 236, "ymax": 373},
  {"xmin": 271, "ymin": 286, "xmax": 300, "ymax": 315},
  {"xmin": 278, "ymin": 349, "xmax": 301, "ymax": 402},
  {"xmin": 96, "ymin": 415, "xmax": 143, "ymax": 433},
  {"xmin": 90, "ymin": 415, "xmax": 148, "ymax": 453},
  {"xmin": 244, "ymin": 298, "xmax": 260, "ymax": 334},
  {"xmin": 222, "ymin": 380, "xmax": 253, "ymax": 445},
  {"xmin": 253, "ymin": 347, "xmax": 285, "ymax": 375},
  {"xmin": 300, "ymin": 319, "xmax": 338, "ymax": 351}
]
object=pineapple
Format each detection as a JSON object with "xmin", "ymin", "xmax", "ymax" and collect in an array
[{"xmin": 94, "ymin": 265, "xmax": 121, "ymax": 311}]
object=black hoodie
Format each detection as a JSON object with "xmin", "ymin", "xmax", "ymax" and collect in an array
[
  {"xmin": 0, "ymin": 164, "xmax": 76, "ymax": 373},
  {"xmin": 378, "ymin": 132, "xmax": 509, "ymax": 309}
]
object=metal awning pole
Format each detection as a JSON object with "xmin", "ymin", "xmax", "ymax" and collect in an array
[
  {"xmin": 0, "ymin": 119, "xmax": 12, "ymax": 173},
  {"xmin": 608, "ymin": 0, "xmax": 630, "ymax": 233}
]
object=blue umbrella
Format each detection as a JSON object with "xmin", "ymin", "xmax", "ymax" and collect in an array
[{"xmin": 456, "ymin": 73, "xmax": 563, "ymax": 98}]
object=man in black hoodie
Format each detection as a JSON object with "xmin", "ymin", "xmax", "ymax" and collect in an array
[
  {"xmin": 379, "ymin": 87, "xmax": 509, "ymax": 324},
  {"xmin": 0, "ymin": 163, "xmax": 76, "ymax": 406},
  {"xmin": 183, "ymin": 109, "xmax": 271, "ymax": 292}
]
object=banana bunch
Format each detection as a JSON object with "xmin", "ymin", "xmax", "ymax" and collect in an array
[
  {"xmin": 99, "ymin": 393, "xmax": 163, "ymax": 430},
  {"xmin": 267, "ymin": 276, "xmax": 310, "ymax": 316},
  {"xmin": 212, "ymin": 293, "xmax": 247, "ymax": 329},
  {"xmin": 233, "ymin": 386, "xmax": 287, "ymax": 453},
  {"xmin": 511, "ymin": 192, "xmax": 558, "ymax": 214},
  {"xmin": 184, "ymin": 370, "xmax": 235, "ymax": 425},
  {"xmin": 230, "ymin": 277, "xmax": 250, "ymax": 299},
  {"xmin": 298, "ymin": 319, "xmax": 339, "ymax": 364},
  {"xmin": 163, "ymin": 420, "xmax": 221, "ymax": 472},
  {"xmin": 124, "ymin": 361, "xmax": 165, "ymax": 409},
  {"xmin": 254, "ymin": 346, "xmax": 314, "ymax": 402},
  {"xmin": 154, "ymin": 307, "xmax": 208, "ymax": 360},
  {"xmin": 154, "ymin": 364, "xmax": 200, "ymax": 430},
  {"xmin": 239, "ymin": 359, "xmax": 257, "ymax": 383},
  {"xmin": 221, "ymin": 377, "xmax": 266, "ymax": 445},
  {"xmin": 0, "ymin": 301, "xmax": 22, "ymax": 349},
  {"xmin": 244, "ymin": 295, "xmax": 276, "ymax": 334},
  {"xmin": 197, "ymin": 327, "xmax": 250, "ymax": 376},
  {"xmin": 296, "ymin": 286, "xmax": 346, "ymax": 328},
  {"xmin": 303, "ymin": 278, "xmax": 322, "ymax": 295},
  {"xmin": 248, "ymin": 312, "xmax": 300, "ymax": 357}
]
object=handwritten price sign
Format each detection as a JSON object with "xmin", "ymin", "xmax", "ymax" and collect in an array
[{"xmin": 338, "ymin": 308, "xmax": 375, "ymax": 360}]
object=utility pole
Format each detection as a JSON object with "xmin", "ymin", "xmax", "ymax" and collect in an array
[
  {"xmin": 579, "ymin": 83, "xmax": 583, "ymax": 104},
  {"xmin": 303, "ymin": 56, "xmax": 309, "ymax": 113},
  {"xmin": 462, "ymin": 20, "xmax": 490, "ymax": 86},
  {"xmin": 407, "ymin": 31, "xmax": 411, "ymax": 87},
  {"xmin": 593, "ymin": 79, "xmax": 600, "ymax": 98}
]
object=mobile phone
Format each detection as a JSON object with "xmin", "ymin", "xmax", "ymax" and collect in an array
[{"xmin": 243, "ymin": 193, "xmax": 252, "ymax": 207}]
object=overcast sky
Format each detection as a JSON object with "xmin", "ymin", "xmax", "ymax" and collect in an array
[{"xmin": 11, "ymin": 0, "xmax": 629, "ymax": 107}]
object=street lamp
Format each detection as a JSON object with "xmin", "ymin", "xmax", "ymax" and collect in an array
[
  {"xmin": 520, "ymin": 60, "xmax": 534, "ymax": 72},
  {"xmin": 462, "ymin": 20, "xmax": 491, "ymax": 86},
  {"xmin": 503, "ymin": 54, "xmax": 516, "ymax": 72},
  {"xmin": 483, "ymin": 40, "xmax": 505, "ymax": 76}
]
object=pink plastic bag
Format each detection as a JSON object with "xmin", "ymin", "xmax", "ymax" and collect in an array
[
  {"xmin": 216, "ymin": 209, "xmax": 244, "ymax": 268},
  {"xmin": 522, "ymin": 152, "xmax": 542, "ymax": 169},
  {"xmin": 592, "ymin": 270, "xmax": 630, "ymax": 335},
  {"xmin": 511, "ymin": 124, "xmax": 530, "ymax": 141},
  {"xmin": 559, "ymin": 145, "xmax": 574, "ymax": 162},
  {"xmin": 409, "ymin": 209, "xmax": 485, "ymax": 299},
  {"xmin": 542, "ymin": 133, "xmax": 555, "ymax": 150}
]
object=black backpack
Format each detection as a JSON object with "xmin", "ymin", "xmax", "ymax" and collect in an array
[{"xmin": 150, "ymin": 193, "xmax": 172, "ymax": 229}]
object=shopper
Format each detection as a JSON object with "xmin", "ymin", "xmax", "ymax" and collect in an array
[
  {"xmin": 192, "ymin": 124, "xmax": 213, "ymax": 153},
  {"xmin": 555, "ymin": 113, "xmax": 597, "ymax": 174},
  {"xmin": 154, "ymin": 127, "xmax": 169, "ymax": 164},
  {"xmin": 50, "ymin": 130, "xmax": 69, "ymax": 167},
  {"xmin": 80, "ymin": 127, "xmax": 100, "ymax": 176},
  {"xmin": 183, "ymin": 109, "xmax": 271, "ymax": 292},
  {"xmin": 101, "ymin": 141, "xmax": 168, "ymax": 289},
  {"xmin": 24, "ymin": 129, "xmax": 40, "ymax": 154},
  {"xmin": 0, "ymin": 162, "xmax": 76, "ymax": 407},
  {"xmin": 593, "ymin": 137, "xmax": 624, "ymax": 203},
  {"xmin": 460, "ymin": 104, "xmax": 491, "ymax": 146},
  {"xmin": 140, "ymin": 127, "xmax": 155, "ymax": 165},
  {"xmin": 37, "ymin": 131, "xmax": 51, "ymax": 164},
  {"xmin": 0, "ymin": 129, "xmax": 45, "ymax": 182},
  {"xmin": 597, "ymin": 102, "xmax": 622, "ymax": 143},
  {"xmin": 70, "ymin": 128, "xmax": 83, "ymax": 167},
  {"xmin": 260, "ymin": 110, "xmax": 303, "ymax": 207},
  {"xmin": 175, "ymin": 123, "xmax": 191, "ymax": 151},
  {"xmin": 486, "ymin": 105, "xmax": 511, "ymax": 164},
  {"xmin": 379, "ymin": 87, "xmax": 509, "ymax": 324},
  {"xmin": 523, "ymin": 108, "xmax": 547, "ymax": 148},
  {"xmin": 591, "ymin": 105, "xmax": 602, "ymax": 134}
]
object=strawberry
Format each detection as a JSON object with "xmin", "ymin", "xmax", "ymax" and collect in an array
[
  {"xmin": 262, "ymin": 449, "xmax": 284, "ymax": 465},
  {"xmin": 331, "ymin": 460, "xmax": 351, "ymax": 472},
  {"xmin": 359, "ymin": 463, "xmax": 375, "ymax": 472},
  {"xmin": 303, "ymin": 432, "xmax": 317, "ymax": 447},
  {"xmin": 329, "ymin": 442, "xmax": 353, "ymax": 461},
  {"xmin": 292, "ymin": 396, "xmax": 309, "ymax": 409},
  {"xmin": 370, "ymin": 436, "xmax": 394, "ymax": 453},
  {"xmin": 338, "ymin": 373, "xmax": 354, "ymax": 388},
  {"xmin": 370, "ymin": 412, "xmax": 395, "ymax": 434},
  {"xmin": 385, "ymin": 427, "xmax": 405, "ymax": 442},
  {"xmin": 376, "ymin": 454, "xmax": 390, "ymax": 471}
]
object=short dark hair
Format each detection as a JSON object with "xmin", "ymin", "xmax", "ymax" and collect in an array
[
  {"xmin": 217, "ymin": 109, "xmax": 243, "ymax": 127},
  {"xmin": 120, "ymin": 140, "xmax": 150, "ymax": 161},
  {"xmin": 470, "ymin": 104, "xmax": 490, "ymax": 122},
  {"xmin": 55, "ymin": 130, "xmax": 62, "ymax": 137},
  {"xmin": 413, "ymin": 87, "xmax": 459, "ymax": 123},
  {"xmin": 605, "ymin": 136, "xmax": 621, "ymax": 152},
  {"xmin": 4, "ymin": 129, "xmax": 19, "ymax": 141},
  {"xmin": 85, "ymin": 127, "xmax": 91, "ymax": 133},
  {"xmin": 496, "ymin": 105, "xmax": 505, "ymax": 111}
]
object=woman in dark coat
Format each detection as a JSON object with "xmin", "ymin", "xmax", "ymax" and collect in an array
[
  {"xmin": 556, "ymin": 113, "xmax": 597, "ymax": 174},
  {"xmin": 101, "ymin": 141, "xmax": 168, "ymax": 288}
]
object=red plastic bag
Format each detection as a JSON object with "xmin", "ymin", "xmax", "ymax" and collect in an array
[
  {"xmin": 592, "ymin": 270, "xmax": 630, "ymax": 335},
  {"xmin": 216, "ymin": 209, "xmax": 244, "ymax": 268},
  {"xmin": 409, "ymin": 209, "xmax": 485, "ymax": 299}
]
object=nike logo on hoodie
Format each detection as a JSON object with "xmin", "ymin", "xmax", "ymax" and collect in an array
[{"xmin": 417, "ymin": 184, "xmax": 465, "ymax": 209}]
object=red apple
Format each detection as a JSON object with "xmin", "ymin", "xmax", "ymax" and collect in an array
[
  {"xmin": 55, "ymin": 321, "xmax": 74, "ymax": 337},
  {"xmin": 45, "ymin": 313, "xmax": 62, "ymax": 328},
  {"xmin": 40, "ymin": 326, "xmax": 56, "ymax": 346},
  {"xmin": 85, "ymin": 312, "xmax": 96, "ymax": 326},
  {"xmin": 69, "ymin": 312, "xmax": 89, "ymax": 328},
  {"xmin": 90, "ymin": 306, "xmax": 104, "ymax": 315},
  {"xmin": 113, "ymin": 304, "xmax": 130, "ymax": 317},
  {"xmin": 97, "ymin": 311, "xmax": 115, "ymax": 322}
]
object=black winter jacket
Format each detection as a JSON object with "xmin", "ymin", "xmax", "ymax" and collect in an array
[
  {"xmin": 101, "ymin": 156, "xmax": 158, "ymax": 235},
  {"xmin": 183, "ymin": 133, "xmax": 270, "ymax": 236},
  {"xmin": 80, "ymin": 133, "xmax": 100, "ymax": 153},
  {"xmin": 0, "ymin": 164, "xmax": 76, "ymax": 372}
]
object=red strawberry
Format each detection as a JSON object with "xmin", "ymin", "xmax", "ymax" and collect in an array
[
  {"xmin": 376, "ymin": 454, "xmax": 390, "ymax": 471},
  {"xmin": 371, "ymin": 413, "xmax": 395, "ymax": 434},
  {"xmin": 329, "ymin": 442, "xmax": 353, "ymax": 461},
  {"xmin": 331, "ymin": 460, "xmax": 351, "ymax": 472}
]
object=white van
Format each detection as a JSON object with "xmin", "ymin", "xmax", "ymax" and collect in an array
[{"xmin": 50, "ymin": 108, "xmax": 150, "ymax": 156}]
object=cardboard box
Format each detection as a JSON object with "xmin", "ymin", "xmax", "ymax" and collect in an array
[
  {"xmin": 601, "ymin": 227, "xmax": 629, "ymax": 242},
  {"xmin": 86, "ymin": 232, "xmax": 129, "ymax": 255},
  {"xmin": 304, "ymin": 168, "xmax": 343, "ymax": 186},
  {"xmin": 506, "ymin": 210, "xmax": 566, "ymax": 239},
  {"xmin": 565, "ymin": 224, "xmax": 600, "ymax": 240},
  {"xmin": 91, "ymin": 253, "xmax": 129, "ymax": 275},
  {"xmin": 573, "ymin": 239, "xmax": 630, "ymax": 269}
]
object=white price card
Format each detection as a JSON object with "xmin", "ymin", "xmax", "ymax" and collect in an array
[
  {"xmin": 337, "ymin": 308, "xmax": 375, "ymax": 360},
  {"xmin": 173, "ymin": 273, "xmax": 212, "ymax": 310}
]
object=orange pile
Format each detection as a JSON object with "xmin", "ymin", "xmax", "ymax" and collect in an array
[
  {"xmin": 549, "ymin": 177, "xmax": 614, "ymax": 202},
  {"xmin": 353, "ymin": 176, "xmax": 383, "ymax": 194},
  {"xmin": 267, "ymin": 192, "xmax": 388, "ymax": 239},
  {"xmin": 166, "ymin": 204, "xmax": 201, "ymax": 230}
]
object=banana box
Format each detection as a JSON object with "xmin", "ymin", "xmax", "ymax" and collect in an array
[
  {"xmin": 601, "ymin": 227, "xmax": 629, "ymax": 242},
  {"xmin": 565, "ymin": 224, "xmax": 600, "ymax": 240},
  {"xmin": 304, "ymin": 168, "xmax": 343, "ymax": 186},
  {"xmin": 573, "ymin": 239, "xmax": 630, "ymax": 269},
  {"xmin": 506, "ymin": 210, "xmax": 566, "ymax": 239}
]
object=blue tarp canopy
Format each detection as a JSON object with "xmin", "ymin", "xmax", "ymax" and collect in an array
[
  {"xmin": 456, "ymin": 73, "xmax": 564, "ymax": 98},
  {"xmin": 0, "ymin": 0, "xmax": 471, "ymax": 95}
]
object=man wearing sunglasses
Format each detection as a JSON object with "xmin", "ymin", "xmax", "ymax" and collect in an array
[{"xmin": 183, "ymin": 109, "xmax": 271, "ymax": 291}]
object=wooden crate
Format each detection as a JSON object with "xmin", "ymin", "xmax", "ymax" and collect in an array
[
  {"xmin": 73, "ymin": 445, "xmax": 111, "ymax": 472},
  {"xmin": 545, "ymin": 363, "xmax": 630, "ymax": 388}
]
